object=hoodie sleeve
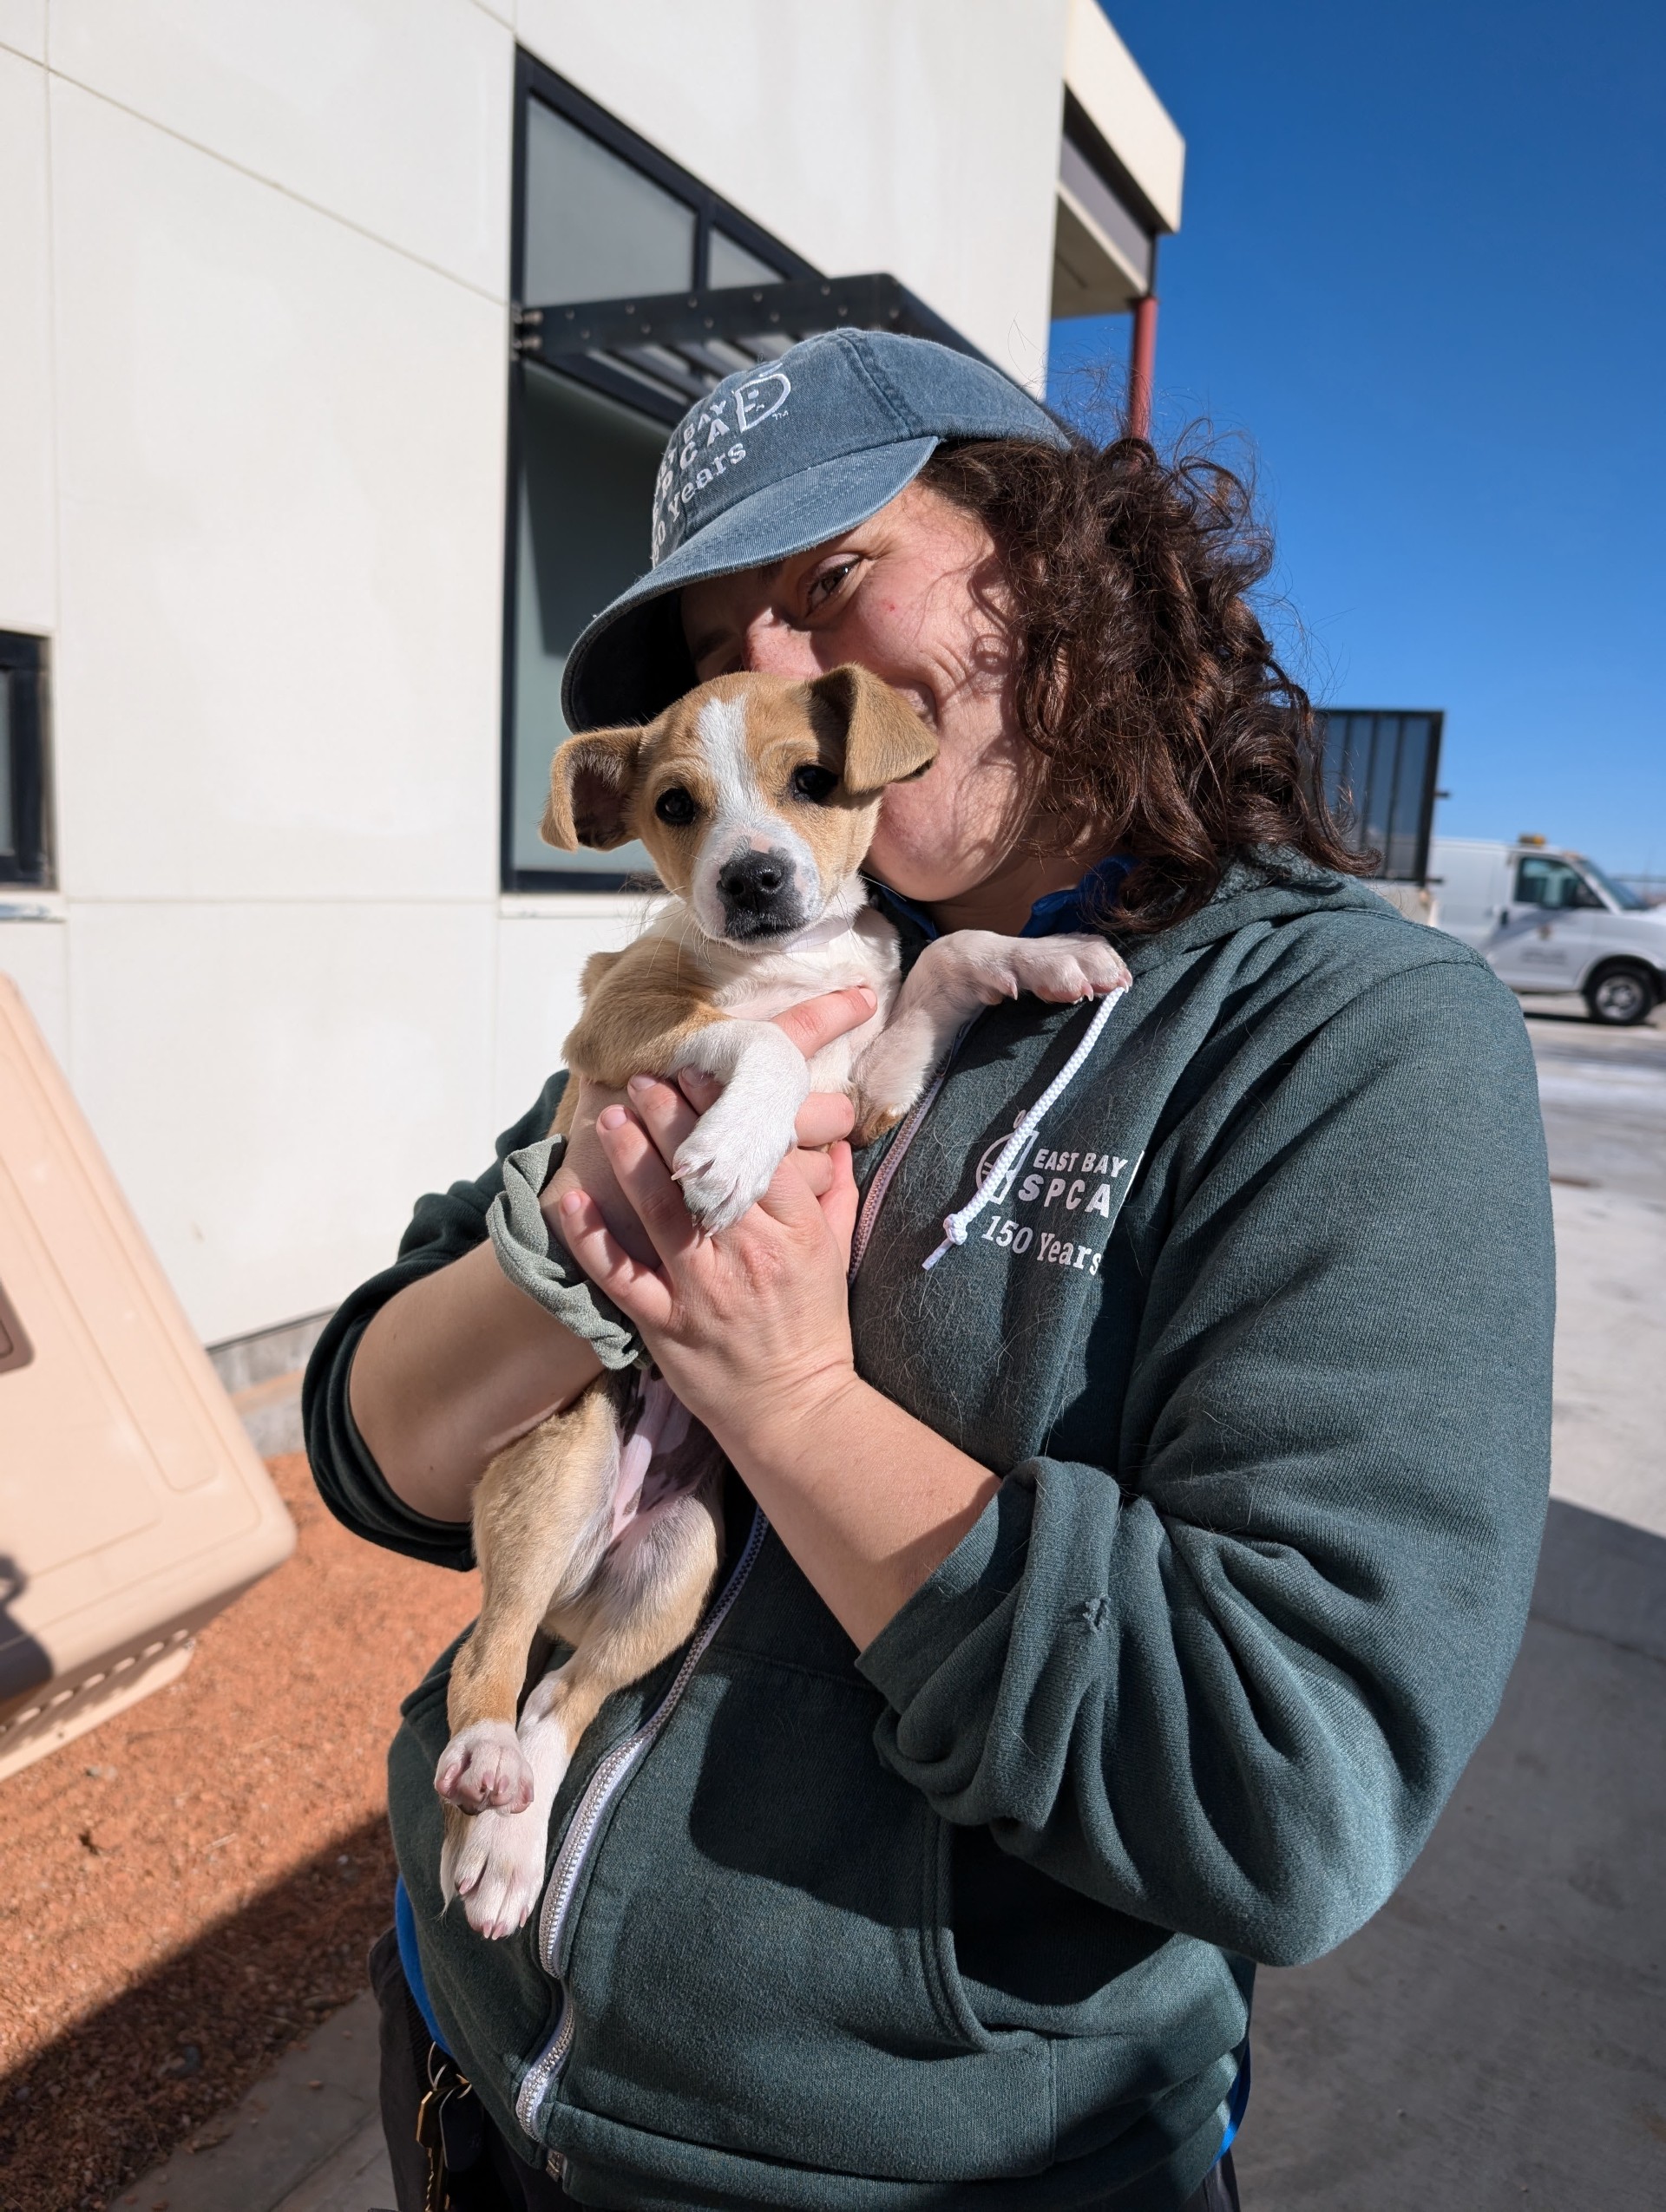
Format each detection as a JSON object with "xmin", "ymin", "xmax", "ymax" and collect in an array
[
  {"xmin": 303, "ymin": 1070, "xmax": 641, "ymax": 1569},
  {"xmin": 856, "ymin": 958, "xmax": 1554, "ymax": 1967}
]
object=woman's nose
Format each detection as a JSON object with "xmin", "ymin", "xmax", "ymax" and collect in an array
[{"xmin": 738, "ymin": 617, "xmax": 823, "ymax": 681}]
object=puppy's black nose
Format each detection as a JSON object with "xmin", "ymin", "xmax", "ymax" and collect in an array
[{"xmin": 718, "ymin": 849, "xmax": 792, "ymax": 923}]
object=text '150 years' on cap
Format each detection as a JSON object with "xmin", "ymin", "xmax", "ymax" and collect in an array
[{"xmin": 560, "ymin": 328, "xmax": 1071, "ymax": 732}]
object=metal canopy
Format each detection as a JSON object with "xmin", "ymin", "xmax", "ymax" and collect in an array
[{"xmin": 512, "ymin": 272, "xmax": 990, "ymax": 422}]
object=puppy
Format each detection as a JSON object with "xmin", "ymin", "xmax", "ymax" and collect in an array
[{"xmin": 435, "ymin": 665, "xmax": 1129, "ymax": 1936}]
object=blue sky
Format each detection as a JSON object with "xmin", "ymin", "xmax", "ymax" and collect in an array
[{"xmin": 1050, "ymin": 1, "xmax": 1665, "ymax": 876}]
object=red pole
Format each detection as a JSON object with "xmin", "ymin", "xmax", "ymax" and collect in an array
[{"xmin": 1128, "ymin": 291, "xmax": 1158, "ymax": 441}]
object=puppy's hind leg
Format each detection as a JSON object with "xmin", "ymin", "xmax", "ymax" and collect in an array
[
  {"xmin": 446, "ymin": 1474, "xmax": 725, "ymax": 1940},
  {"xmin": 436, "ymin": 1378, "xmax": 620, "ymax": 1816},
  {"xmin": 535, "ymin": 1476, "xmax": 724, "ymax": 1812},
  {"xmin": 441, "ymin": 1679, "xmax": 574, "ymax": 1937}
]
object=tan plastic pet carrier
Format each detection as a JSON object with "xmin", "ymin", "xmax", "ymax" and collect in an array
[{"xmin": 0, "ymin": 974, "xmax": 295, "ymax": 1781}]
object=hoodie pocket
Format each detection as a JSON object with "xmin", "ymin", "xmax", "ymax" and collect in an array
[{"xmin": 547, "ymin": 1640, "xmax": 1055, "ymax": 2182}]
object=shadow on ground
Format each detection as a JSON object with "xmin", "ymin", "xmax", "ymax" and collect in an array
[
  {"xmin": 0, "ymin": 1815, "xmax": 394, "ymax": 2212},
  {"xmin": 1240, "ymin": 1501, "xmax": 1666, "ymax": 2209}
]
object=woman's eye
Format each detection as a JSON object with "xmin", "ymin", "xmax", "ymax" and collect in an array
[
  {"xmin": 654, "ymin": 786, "xmax": 698, "ymax": 826},
  {"xmin": 804, "ymin": 560, "xmax": 857, "ymax": 612},
  {"xmin": 790, "ymin": 763, "xmax": 839, "ymax": 805}
]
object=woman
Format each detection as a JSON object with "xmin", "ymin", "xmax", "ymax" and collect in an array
[{"xmin": 306, "ymin": 331, "xmax": 1553, "ymax": 2212}]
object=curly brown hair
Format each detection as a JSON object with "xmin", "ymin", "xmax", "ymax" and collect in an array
[{"xmin": 917, "ymin": 435, "xmax": 1372, "ymax": 932}]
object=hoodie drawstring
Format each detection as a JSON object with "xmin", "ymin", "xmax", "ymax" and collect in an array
[{"xmin": 922, "ymin": 987, "xmax": 1128, "ymax": 1271}]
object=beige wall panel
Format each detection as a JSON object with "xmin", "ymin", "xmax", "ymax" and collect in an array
[
  {"xmin": 0, "ymin": 917, "xmax": 68, "ymax": 1063},
  {"xmin": 515, "ymin": 0, "xmax": 1069, "ymax": 386},
  {"xmin": 49, "ymin": 0, "xmax": 515, "ymax": 295},
  {"xmin": 0, "ymin": 48, "xmax": 56, "ymax": 634},
  {"xmin": 49, "ymin": 82, "xmax": 507, "ymax": 902},
  {"xmin": 492, "ymin": 895, "xmax": 659, "ymax": 1135},
  {"xmin": 65, "ymin": 899, "xmax": 499, "ymax": 1343},
  {"xmin": 0, "ymin": 0, "xmax": 45, "ymax": 62}
]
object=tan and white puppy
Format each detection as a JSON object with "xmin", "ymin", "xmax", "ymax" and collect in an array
[{"xmin": 435, "ymin": 667, "xmax": 1128, "ymax": 1938}]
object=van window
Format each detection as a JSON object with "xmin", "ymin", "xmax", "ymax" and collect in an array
[
  {"xmin": 1514, "ymin": 856, "xmax": 1603, "ymax": 911},
  {"xmin": 1577, "ymin": 857, "xmax": 1647, "ymax": 912}
]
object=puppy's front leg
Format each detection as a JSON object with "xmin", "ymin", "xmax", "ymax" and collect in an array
[
  {"xmin": 665, "ymin": 1020, "xmax": 810, "ymax": 1231},
  {"xmin": 852, "ymin": 931, "xmax": 1131, "ymax": 1142}
]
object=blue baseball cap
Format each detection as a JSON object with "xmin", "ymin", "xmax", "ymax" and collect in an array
[{"xmin": 560, "ymin": 328, "xmax": 1070, "ymax": 731}]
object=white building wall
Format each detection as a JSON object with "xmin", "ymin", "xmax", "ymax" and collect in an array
[
  {"xmin": 0, "ymin": 2, "xmax": 1145, "ymax": 1346},
  {"xmin": 516, "ymin": 0, "xmax": 1070, "ymax": 388}
]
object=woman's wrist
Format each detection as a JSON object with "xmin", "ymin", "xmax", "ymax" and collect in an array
[
  {"xmin": 709, "ymin": 1361, "xmax": 869, "ymax": 1489},
  {"xmin": 709, "ymin": 1367, "xmax": 1000, "ymax": 1649}
]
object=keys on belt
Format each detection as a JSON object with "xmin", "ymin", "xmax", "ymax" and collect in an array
[{"xmin": 415, "ymin": 2044, "xmax": 489, "ymax": 2211}]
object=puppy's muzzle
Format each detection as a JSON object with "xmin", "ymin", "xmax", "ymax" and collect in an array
[{"xmin": 717, "ymin": 847, "xmax": 804, "ymax": 939}]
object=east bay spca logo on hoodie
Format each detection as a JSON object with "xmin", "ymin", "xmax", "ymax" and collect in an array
[
  {"xmin": 651, "ymin": 369, "xmax": 792, "ymax": 562},
  {"xmin": 967, "ymin": 1122, "xmax": 1139, "ymax": 1277}
]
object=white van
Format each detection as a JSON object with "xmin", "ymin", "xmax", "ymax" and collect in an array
[{"xmin": 1429, "ymin": 838, "xmax": 1665, "ymax": 1024}]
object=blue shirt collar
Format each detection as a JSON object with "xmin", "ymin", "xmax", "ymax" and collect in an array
[{"xmin": 867, "ymin": 854, "xmax": 1133, "ymax": 943}]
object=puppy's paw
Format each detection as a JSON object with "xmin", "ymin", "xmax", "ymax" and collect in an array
[
  {"xmin": 672, "ymin": 1114, "xmax": 793, "ymax": 1233},
  {"xmin": 850, "ymin": 1100, "xmax": 906, "ymax": 1149},
  {"xmin": 988, "ymin": 934, "xmax": 1131, "ymax": 1005},
  {"xmin": 442, "ymin": 1803, "xmax": 550, "ymax": 1939},
  {"xmin": 435, "ymin": 1720, "xmax": 533, "ymax": 1815}
]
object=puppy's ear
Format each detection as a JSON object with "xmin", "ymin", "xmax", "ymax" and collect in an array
[
  {"xmin": 808, "ymin": 665, "xmax": 939, "ymax": 799},
  {"xmin": 541, "ymin": 729, "xmax": 645, "ymax": 850}
]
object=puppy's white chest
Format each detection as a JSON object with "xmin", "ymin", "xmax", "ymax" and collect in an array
[{"xmin": 711, "ymin": 909, "xmax": 901, "ymax": 1092}]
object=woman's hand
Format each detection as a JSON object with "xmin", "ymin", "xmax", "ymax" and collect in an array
[
  {"xmin": 555, "ymin": 1079, "xmax": 861, "ymax": 1447},
  {"xmin": 544, "ymin": 985, "xmax": 874, "ymax": 1267},
  {"xmin": 559, "ymin": 1079, "xmax": 1001, "ymax": 1652}
]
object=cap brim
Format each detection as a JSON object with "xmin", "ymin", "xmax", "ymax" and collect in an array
[{"xmin": 561, "ymin": 437, "xmax": 939, "ymax": 730}]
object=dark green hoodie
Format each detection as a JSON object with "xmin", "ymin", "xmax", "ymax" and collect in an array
[{"xmin": 305, "ymin": 865, "xmax": 1553, "ymax": 2210}]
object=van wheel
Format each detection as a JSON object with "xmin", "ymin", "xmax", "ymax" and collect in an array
[{"xmin": 1584, "ymin": 965, "xmax": 1657, "ymax": 1026}]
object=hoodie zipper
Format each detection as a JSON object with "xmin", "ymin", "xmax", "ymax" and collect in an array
[
  {"xmin": 515, "ymin": 1051, "xmax": 954, "ymax": 2137},
  {"xmin": 514, "ymin": 1503, "xmax": 767, "ymax": 2134}
]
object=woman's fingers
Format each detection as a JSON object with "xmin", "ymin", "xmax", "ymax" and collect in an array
[
  {"xmin": 556, "ymin": 1188, "xmax": 674, "ymax": 1330},
  {"xmin": 771, "ymin": 985, "xmax": 876, "ymax": 1062},
  {"xmin": 795, "ymin": 1090, "xmax": 856, "ymax": 1147},
  {"xmin": 819, "ymin": 1141, "xmax": 860, "ymax": 1265},
  {"xmin": 594, "ymin": 1105, "xmax": 703, "ymax": 1264},
  {"xmin": 626, "ymin": 1073, "xmax": 699, "ymax": 1168},
  {"xmin": 792, "ymin": 1146, "xmax": 836, "ymax": 1201},
  {"xmin": 548, "ymin": 1087, "xmax": 659, "ymax": 1267}
]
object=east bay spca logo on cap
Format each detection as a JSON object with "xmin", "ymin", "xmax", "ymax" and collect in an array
[{"xmin": 651, "ymin": 369, "xmax": 792, "ymax": 562}]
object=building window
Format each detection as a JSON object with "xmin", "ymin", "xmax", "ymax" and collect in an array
[
  {"xmin": 503, "ymin": 56, "xmax": 813, "ymax": 891},
  {"xmin": 0, "ymin": 632, "xmax": 50, "ymax": 890}
]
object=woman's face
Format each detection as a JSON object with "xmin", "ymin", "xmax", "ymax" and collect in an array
[{"xmin": 679, "ymin": 481, "xmax": 1034, "ymax": 906}]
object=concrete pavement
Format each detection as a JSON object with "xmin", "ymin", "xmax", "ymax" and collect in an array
[{"xmin": 118, "ymin": 1996, "xmax": 390, "ymax": 2212}]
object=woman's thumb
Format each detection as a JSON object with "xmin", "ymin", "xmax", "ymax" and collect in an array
[
  {"xmin": 818, "ymin": 1140, "xmax": 859, "ymax": 1265},
  {"xmin": 771, "ymin": 985, "xmax": 877, "ymax": 1063}
]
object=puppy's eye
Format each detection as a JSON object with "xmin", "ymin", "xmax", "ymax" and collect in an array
[
  {"xmin": 654, "ymin": 786, "xmax": 698, "ymax": 826},
  {"xmin": 790, "ymin": 763, "xmax": 839, "ymax": 805}
]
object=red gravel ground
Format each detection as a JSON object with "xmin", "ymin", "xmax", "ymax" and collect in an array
[{"xmin": 0, "ymin": 1451, "xmax": 478, "ymax": 2212}]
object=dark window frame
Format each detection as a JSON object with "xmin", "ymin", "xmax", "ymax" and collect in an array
[
  {"xmin": 0, "ymin": 632, "xmax": 52, "ymax": 890},
  {"xmin": 502, "ymin": 51, "xmax": 817, "ymax": 893}
]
